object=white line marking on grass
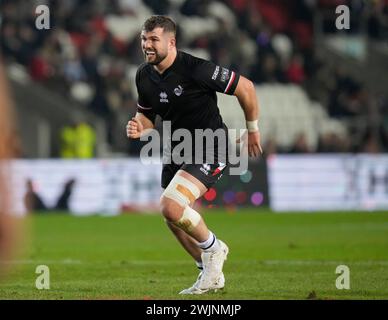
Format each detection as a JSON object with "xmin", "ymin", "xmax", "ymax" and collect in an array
[
  {"xmin": 0, "ymin": 259, "xmax": 82, "ymax": 265},
  {"xmin": 128, "ymin": 260, "xmax": 189, "ymax": 265},
  {"xmin": 261, "ymin": 260, "xmax": 388, "ymax": 266},
  {"xmin": 0, "ymin": 259, "xmax": 191, "ymax": 266},
  {"xmin": 3, "ymin": 259, "xmax": 387, "ymax": 266}
]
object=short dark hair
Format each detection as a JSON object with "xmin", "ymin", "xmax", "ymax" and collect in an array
[{"xmin": 142, "ymin": 15, "xmax": 176, "ymax": 36}]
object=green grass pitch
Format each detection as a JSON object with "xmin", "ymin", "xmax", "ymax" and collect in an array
[{"xmin": 1, "ymin": 209, "xmax": 388, "ymax": 300}]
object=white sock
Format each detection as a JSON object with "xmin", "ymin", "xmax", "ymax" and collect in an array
[
  {"xmin": 198, "ymin": 231, "xmax": 220, "ymax": 252},
  {"xmin": 195, "ymin": 261, "xmax": 203, "ymax": 270}
]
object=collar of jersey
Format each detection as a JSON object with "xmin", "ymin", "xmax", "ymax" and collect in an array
[{"xmin": 149, "ymin": 51, "xmax": 180, "ymax": 80}]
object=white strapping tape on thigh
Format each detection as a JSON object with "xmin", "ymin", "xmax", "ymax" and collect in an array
[{"xmin": 162, "ymin": 175, "xmax": 201, "ymax": 207}]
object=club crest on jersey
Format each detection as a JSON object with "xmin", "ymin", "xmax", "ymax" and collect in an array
[
  {"xmin": 160, "ymin": 92, "xmax": 169, "ymax": 103},
  {"xmin": 174, "ymin": 85, "xmax": 183, "ymax": 96}
]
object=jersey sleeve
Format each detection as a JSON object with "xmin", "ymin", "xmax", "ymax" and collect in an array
[
  {"xmin": 135, "ymin": 66, "xmax": 156, "ymax": 123},
  {"xmin": 190, "ymin": 57, "xmax": 240, "ymax": 95}
]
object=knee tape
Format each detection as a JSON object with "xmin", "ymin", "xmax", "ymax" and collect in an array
[
  {"xmin": 161, "ymin": 175, "xmax": 202, "ymax": 232},
  {"xmin": 174, "ymin": 206, "xmax": 201, "ymax": 232},
  {"xmin": 162, "ymin": 175, "xmax": 201, "ymax": 207}
]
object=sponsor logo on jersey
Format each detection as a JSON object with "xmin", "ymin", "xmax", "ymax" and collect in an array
[
  {"xmin": 200, "ymin": 163, "xmax": 211, "ymax": 176},
  {"xmin": 221, "ymin": 68, "xmax": 230, "ymax": 83},
  {"xmin": 160, "ymin": 92, "xmax": 169, "ymax": 103},
  {"xmin": 174, "ymin": 85, "xmax": 183, "ymax": 96},
  {"xmin": 200, "ymin": 163, "xmax": 226, "ymax": 177},
  {"xmin": 212, "ymin": 66, "xmax": 220, "ymax": 80}
]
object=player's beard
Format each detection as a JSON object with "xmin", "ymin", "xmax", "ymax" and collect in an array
[{"xmin": 144, "ymin": 50, "xmax": 167, "ymax": 65}]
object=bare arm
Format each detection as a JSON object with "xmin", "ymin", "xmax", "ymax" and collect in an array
[
  {"xmin": 234, "ymin": 76, "xmax": 259, "ymax": 122},
  {"xmin": 126, "ymin": 112, "xmax": 155, "ymax": 139},
  {"xmin": 233, "ymin": 76, "xmax": 263, "ymax": 157}
]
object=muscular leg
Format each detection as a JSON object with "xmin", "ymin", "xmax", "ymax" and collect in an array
[
  {"xmin": 166, "ymin": 220, "xmax": 202, "ymax": 263},
  {"xmin": 160, "ymin": 170, "xmax": 210, "ymax": 242},
  {"xmin": 160, "ymin": 169, "xmax": 229, "ymax": 294},
  {"xmin": 161, "ymin": 169, "xmax": 228, "ymax": 293},
  {"xmin": 162, "ymin": 170, "xmax": 208, "ymax": 262}
]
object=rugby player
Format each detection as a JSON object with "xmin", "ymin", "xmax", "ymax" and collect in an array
[{"xmin": 127, "ymin": 15, "xmax": 262, "ymax": 294}]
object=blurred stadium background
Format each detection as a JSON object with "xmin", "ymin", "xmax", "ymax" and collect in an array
[
  {"xmin": 2, "ymin": 0, "xmax": 388, "ymax": 214},
  {"xmin": 1, "ymin": 0, "xmax": 388, "ymax": 299}
]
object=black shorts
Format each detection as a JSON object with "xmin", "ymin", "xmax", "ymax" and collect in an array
[
  {"xmin": 162, "ymin": 123, "xmax": 230, "ymax": 189},
  {"xmin": 161, "ymin": 162, "xmax": 228, "ymax": 189}
]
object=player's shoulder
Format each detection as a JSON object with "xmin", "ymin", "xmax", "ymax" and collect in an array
[
  {"xmin": 176, "ymin": 51, "xmax": 213, "ymax": 80},
  {"xmin": 178, "ymin": 50, "xmax": 207, "ymax": 67}
]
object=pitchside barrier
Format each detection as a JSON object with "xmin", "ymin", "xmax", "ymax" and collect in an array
[
  {"xmin": 267, "ymin": 154, "xmax": 388, "ymax": 211},
  {"xmin": 10, "ymin": 159, "xmax": 162, "ymax": 216},
  {"xmin": 8, "ymin": 154, "xmax": 388, "ymax": 215}
]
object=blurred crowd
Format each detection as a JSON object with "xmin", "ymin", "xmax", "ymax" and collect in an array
[{"xmin": 1, "ymin": 0, "xmax": 388, "ymax": 156}]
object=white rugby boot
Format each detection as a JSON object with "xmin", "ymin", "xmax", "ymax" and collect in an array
[
  {"xmin": 197, "ymin": 240, "xmax": 229, "ymax": 290},
  {"xmin": 179, "ymin": 272, "xmax": 225, "ymax": 295}
]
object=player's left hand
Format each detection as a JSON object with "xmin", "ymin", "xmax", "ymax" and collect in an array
[{"xmin": 247, "ymin": 131, "xmax": 263, "ymax": 157}]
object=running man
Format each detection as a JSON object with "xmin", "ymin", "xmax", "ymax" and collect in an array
[{"xmin": 126, "ymin": 15, "xmax": 262, "ymax": 294}]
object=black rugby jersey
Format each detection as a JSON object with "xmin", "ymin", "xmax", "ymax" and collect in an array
[{"xmin": 135, "ymin": 50, "xmax": 240, "ymax": 133}]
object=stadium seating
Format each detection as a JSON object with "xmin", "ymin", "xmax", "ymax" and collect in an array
[{"xmin": 218, "ymin": 84, "xmax": 347, "ymax": 151}]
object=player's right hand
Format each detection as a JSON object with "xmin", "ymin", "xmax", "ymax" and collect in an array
[{"xmin": 126, "ymin": 117, "xmax": 143, "ymax": 139}]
